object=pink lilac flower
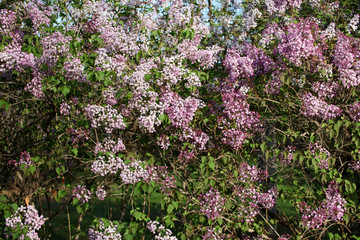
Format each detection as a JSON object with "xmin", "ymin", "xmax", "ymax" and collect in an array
[
  {"xmin": 178, "ymin": 150, "xmax": 195, "ymax": 165},
  {"xmin": 312, "ymin": 81, "xmax": 339, "ymax": 99},
  {"xmin": 84, "ymin": 105, "xmax": 126, "ymax": 133},
  {"xmin": 180, "ymin": 127, "xmax": 209, "ymax": 150},
  {"xmin": 40, "ymin": 31, "xmax": 71, "ymax": 66},
  {"xmin": 103, "ymin": 87, "xmax": 118, "ymax": 106},
  {"xmin": 21, "ymin": 1, "xmax": 52, "ymax": 30},
  {"xmin": 301, "ymin": 92, "xmax": 342, "ymax": 120},
  {"xmin": 145, "ymin": 165, "xmax": 176, "ymax": 195},
  {"xmin": 203, "ymin": 228, "xmax": 224, "ymax": 240},
  {"xmin": 67, "ymin": 127, "xmax": 90, "ymax": 145},
  {"xmin": 91, "ymin": 155, "xmax": 124, "ymax": 176},
  {"xmin": 64, "ymin": 58, "xmax": 87, "ymax": 82},
  {"xmin": 281, "ymin": 145, "xmax": 296, "ymax": 164},
  {"xmin": 161, "ymin": 91, "xmax": 204, "ymax": 129},
  {"xmin": 95, "ymin": 187, "xmax": 106, "ymax": 201},
  {"xmin": 349, "ymin": 102, "xmax": 360, "ymax": 122},
  {"xmin": 5, "ymin": 205, "xmax": 46, "ymax": 240},
  {"xmin": 333, "ymin": 32, "xmax": 360, "ymax": 88},
  {"xmin": 88, "ymin": 219, "xmax": 122, "ymax": 240},
  {"xmin": 198, "ymin": 188, "xmax": 226, "ymax": 220},
  {"xmin": 275, "ymin": 18, "xmax": 324, "ymax": 67},
  {"xmin": 0, "ymin": 9, "xmax": 16, "ymax": 35},
  {"xmin": 94, "ymin": 137, "xmax": 126, "ymax": 155},
  {"xmin": 300, "ymin": 181, "xmax": 346, "ymax": 229},
  {"xmin": 72, "ymin": 185, "xmax": 92, "ymax": 204},
  {"xmin": 60, "ymin": 102, "xmax": 71, "ymax": 116},
  {"xmin": 147, "ymin": 221, "xmax": 178, "ymax": 240},
  {"xmin": 0, "ymin": 44, "xmax": 36, "ymax": 73},
  {"xmin": 157, "ymin": 135, "xmax": 170, "ymax": 150},
  {"xmin": 120, "ymin": 159, "xmax": 149, "ymax": 184},
  {"xmin": 310, "ymin": 143, "xmax": 330, "ymax": 169},
  {"xmin": 234, "ymin": 186, "xmax": 277, "ymax": 223}
]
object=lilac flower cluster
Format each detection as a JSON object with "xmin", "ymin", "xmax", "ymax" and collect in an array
[
  {"xmin": 16, "ymin": 151, "xmax": 33, "ymax": 168},
  {"xmin": 95, "ymin": 187, "xmax": 107, "ymax": 201},
  {"xmin": 203, "ymin": 228, "xmax": 224, "ymax": 240},
  {"xmin": 84, "ymin": 105, "xmax": 126, "ymax": 133},
  {"xmin": 309, "ymin": 143, "xmax": 330, "ymax": 169},
  {"xmin": 5, "ymin": 205, "xmax": 46, "ymax": 240},
  {"xmin": 91, "ymin": 155, "xmax": 124, "ymax": 176},
  {"xmin": 265, "ymin": 0, "xmax": 302, "ymax": 15},
  {"xmin": 64, "ymin": 58, "xmax": 87, "ymax": 82},
  {"xmin": 275, "ymin": 19, "xmax": 324, "ymax": 66},
  {"xmin": 312, "ymin": 81, "xmax": 339, "ymax": 99},
  {"xmin": 157, "ymin": 135, "xmax": 171, "ymax": 150},
  {"xmin": 20, "ymin": 1, "xmax": 52, "ymax": 30},
  {"xmin": 300, "ymin": 181, "xmax": 346, "ymax": 229},
  {"xmin": 234, "ymin": 186, "xmax": 277, "ymax": 223},
  {"xmin": 0, "ymin": 9, "xmax": 16, "ymax": 35},
  {"xmin": 146, "ymin": 165, "xmax": 176, "ymax": 195},
  {"xmin": 301, "ymin": 92, "xmax": 342, "ymax": 120},
  {"xmin": 161, "ymin": 91, "xmax": 204, "ymax": 129},
  {"xmin": 0, "ymin": 44, "xmax": 36, "ymax": 73},
  {"xmin": 178, "ymin": 149, "xmax": 195, "ymax": 165},
  {"xmin": 88, "ymin": 219, "xmax": 122, "ymax": 240},
  {"xmin": 280, "ymin": 145, "xmax": 296, "ymax": 164},
  {"xmin": 24, "ymin": 72, "xmax": 44, "ymax": 99},
  {"xmin": 180, "ymin": 127, "xmax": 209, "ymax": 150},
  {"xmin": 333, "ymin": 33, "xmax": 360, "ymax": 88},
  {"xmin": 94, "ymin": 138, "xmax": 126, "ymax": 155},
  {"xmin": 198, "ymin": 188, "xmax": 225, "ymax": 220},
  {"xmin": 67, "ymin": 127, "xmax": 90, "ymax": 145},
  {"xmin": 72, "ymin": 185, "xmax": 92, "ymax": 204},
  {"xmin": 349, "ymin": 101, "xmax": 360, "ymax": 122},
  {"xmin": 40, "ymin": 31, "xmax": 71, "ymax": 66},
  {"xmin": 60, "ymin": 102, "xmax": 71, "ymax": 116},
  {"xmin": 95, "ymin": 49, "xmax": 126, "ymax": 77},
  {"xmin": 103, "ymin": 87, "xmax": 118, "ymax": 106},
  {"xmin": 219, "ymin": 89, "xmax": 261, "ymax": 149},
  {"xmin": 120, "ymin": 159, "xmax": 149, "ymax": 184},
  {"xmin": 147, "ymin": 221, "xmax": 178, "ymax": 240}
]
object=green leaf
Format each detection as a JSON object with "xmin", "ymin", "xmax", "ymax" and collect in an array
[
  {"xmin": 71, "ymin": 148, "xmax": 78, "ymax": 156},
  {"xmin": 167, "ymin": 204, "xmax": 174, "ymax": 214},
  {"xmin": 208, "ymin": 160, "xmax": 215, "ymax": 171},
  {"xmin": 62, "ymin": 86, "xmax": 70, "ymax": 97}
]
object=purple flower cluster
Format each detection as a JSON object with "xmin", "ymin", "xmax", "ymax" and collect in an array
[
  {"xmin": 234, "ymin": 186, "xmax": 277, "ymax": 223},
  {"xmin": 203, "ymin": 228, "xmax": 224, "ymax": 240},
  {"xmin": 95, "ymin": 187, "xmax": 107, "ymax": 201},
  {"xmin": 161, "ymin": 91, "xmax": 204, "ymax": 129},
  {"xmin": 94, "ymin": 138, "xmax": 126, "ymax": 155},
  {"xmin": 60, "ymin": 102, "xmax": 71, "ymax": 116},
  {"xmin": 300, "ymin": 182, "xmax": 346, "ymax": 229},
  {"xmin": 157, "ymin": 135, "xmax": 171, "ymax": 150},
  {"xmin": 275, "ymin": 19, "xmax": 324, "ymax": 66},
  {"xmin": 280, "ymin": 145, "xmax": 296, "ymax": 165},
  {"xmin": 40, "ymin": 31, "xmax": 71, "ymax": 66},
  {"xmin": 309, "ymin": 143, "xmax": 330, "ymax": 169},
  {"xmin": 64, "ymin": 58, "xmax": 86, "ymax": 82},
  {"xmin": 0, "ymin": 9, "xmax": 16, "ymax": 35},
  {"xmin": 333, "ymin": 33, "xmax": 360, "ymax": 88},
  {"xmin": 349, "ymin": 102, "xmax": 360, "ymax": 122},
  {"xmin": 301, "ymin": 92, "xmax": 342, "ymax": 120},
  {"xmin": 180, "ymin": 127, "xmax": 209, "ymax": 150},
  {"xmin": 120, "ymin": 159, "xmax": 149, "ymax": 184},
  {"xmin": 72, "ymin": 185, "xmax": 92, "ymax": 204},
  {"xmin": 219, "ymin": 89, "xmax": 261, "ymax": 150},
  {"xmin": 147, "ymin": 221, "xmax": 178, "ymax": 240},
  {"xmin": 84, "ymin": 105, "xmax": 126, "ymax": 133},
  {"xmin": 5, "ymin": 205, "xmax": 46, "ymax": 240},
  {"xmin": 103, "ymin": 87, "xmax": 118, "ymax": 106},
  {"xmin": 312, "ymin": 81, "xmax": 339, "ymax": 99},
  {"xmin": 265, "ymin": 0, "xmax": 302, "ymax": 15},
  {"xmin": 21, "ymin": 1, "xmax": 52, "ymax": 30},
  {"xmin": 88, "ymin": 219, "xmax": 122, "ymax": 240},
  {"xmin": 198, "ymin": 188, "xmax": 225, "ymax": 220},
  {"xmin": 178, "ymin": 149, "xmax": 195, "ymax": 165},
  {"xmin": 91, "ymin": 155, "xmax": 124, "ymax": 176},
  {"xmin": 0, "ymin": 44, "xmax": 36, "ymax": 73},
  {"xmin": 146, "ymin": 165, "xmax": 176, "ymax": 196},
  {"xmin": 67, "ymin": 127, "xmax": 90, "ymax": 145}
]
